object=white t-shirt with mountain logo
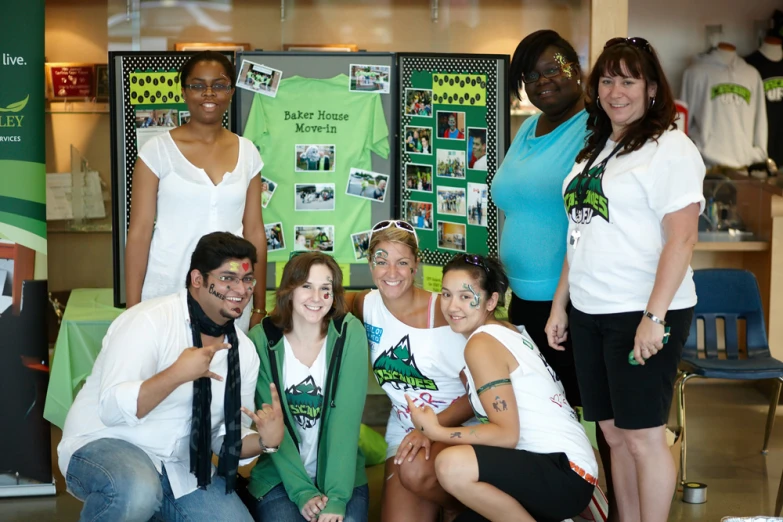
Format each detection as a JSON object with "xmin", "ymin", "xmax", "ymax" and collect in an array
[
  {"xmin": 562, "ymin": 129, "xmax": 705, "ymax": 314},
  {"xmin": 283, "ymin": 337, "xmax": 327, "ymax": 480}
]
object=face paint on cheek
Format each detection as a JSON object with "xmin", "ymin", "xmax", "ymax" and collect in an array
[
  {"xmin": 208, "ymin": 284, "xmax": 227, "ymax": 300},
  {"xmin": 554, "ymin": 53, "xmax": 574, "ymax": 79},
  {"xmin": 324, "ymin": 293, "xmax": 331, "ymax": 300},
  {"xmin": 463, "ymin": 283, "xmax": 481, "ymax": 309}
]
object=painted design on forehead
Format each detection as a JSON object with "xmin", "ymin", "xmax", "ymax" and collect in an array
[
  {"xmin": 372, "ymin": 249, "xmax": 388, "ymax": 268},
  {"xmin": 229, "ymin": 261, "xmax": 240, "ymax": 272},
  {"xmin": 463, "ymin": 283, "xmax": 480, "ymax": 309},
  {"xmin": 554, "ymin": 53, "xmax": 574, "ymax": 79},
  {"xmin": 208, "ymin": 284, "xmax": 226, "ymax": 300}
]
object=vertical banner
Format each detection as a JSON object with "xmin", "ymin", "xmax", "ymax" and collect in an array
[{"xmin": 0, "ymin": 0, "xmax": 55, "ymax": 497}]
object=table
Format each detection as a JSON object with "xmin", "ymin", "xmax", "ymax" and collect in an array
[{"xmin": 43, "ymin": 288, "xmax": 123, "ymax": 429}]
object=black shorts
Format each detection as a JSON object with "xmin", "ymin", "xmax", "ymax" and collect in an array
[
  {"xmin": 454, "ymin": 445, "xmax": 594, "ymax": 522},
  {"xmin": 508, "ymin": 294, "xmax": 581, "ymax": 407},
  {"xmin": 569, "ymin": 306, "xmax": 694, "ymax": 430}
]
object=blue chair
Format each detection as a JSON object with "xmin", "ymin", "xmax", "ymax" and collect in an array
[{"xmin": 676, "ymin": 269, "xmax": 783, "ymax": 484}]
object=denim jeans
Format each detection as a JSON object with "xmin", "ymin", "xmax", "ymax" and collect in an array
[
  {"xmin": 251, "ymin": 483, "xmax": 369, "ymax": 522},
  {"xmin": 65, "ymin": 438, "xmax": 253, "ymax": 522}
]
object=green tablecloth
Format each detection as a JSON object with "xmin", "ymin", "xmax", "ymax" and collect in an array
[{"xmin": 44, "ymin": 289, "xmax": 123, "ymax": 429}]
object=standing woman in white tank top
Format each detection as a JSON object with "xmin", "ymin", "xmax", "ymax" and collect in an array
[
  {"xmin": 348, "ymin": 220, "xmax": 475, "ymax": 522},
  {"xmin": 125, "ymin": 51, "xmax": 268, "ymax": 332}
]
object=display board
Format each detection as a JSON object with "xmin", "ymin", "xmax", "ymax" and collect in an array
[
  {"xmin": 234, "ymin": 52, "xmax": 397, "ymax": 290},
  {"xmin": 397, "ymin": 53, "xmax": 509, "ymax": 270},
  {"xmin": 110, "ymin": 51, "xmax": 233, "ymax": 308}
]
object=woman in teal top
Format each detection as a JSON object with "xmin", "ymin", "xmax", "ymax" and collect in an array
[{"xmin": 490, "ymin": 29, "xmax": 616, "ymax": 520}]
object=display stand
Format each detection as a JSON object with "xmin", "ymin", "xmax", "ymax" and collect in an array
[
  {"xmin": 109, "ymin": 51, "xmax": 234, "ymax": 308},
  {"xmin": 234, "ymin": 52, "xmax": 397, "ymax": 289},
  {"xmin": 396, "ymin": 53, "xmax": 509, "ymax": 293}
]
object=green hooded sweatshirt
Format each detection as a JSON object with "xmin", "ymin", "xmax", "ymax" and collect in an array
[{"xmin": 247, "ymin": 314, "xmax": 368, "ymax": 516}]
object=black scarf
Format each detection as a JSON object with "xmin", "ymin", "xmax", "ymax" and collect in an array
[{"xmin": 186, "ymin": 292, "xmax": 241, "ymax": 494}]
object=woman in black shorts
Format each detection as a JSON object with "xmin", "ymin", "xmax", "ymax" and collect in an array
[
  {"xmin": 408, "ymin": 255, "xmax": 597, "ymax": 522},
  {"xmin": 546, "ymin": 37, "xmax": 704, "ymax": 521}
]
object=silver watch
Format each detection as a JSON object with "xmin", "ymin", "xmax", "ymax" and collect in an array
[{"xmin": 259, "ymin": 436, "xmax": 279, "ymax": 454}]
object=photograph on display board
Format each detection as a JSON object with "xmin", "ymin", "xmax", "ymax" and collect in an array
[
  {"xmin": 437, "ymin": 111, "xmax": 466, "ymax": 140},
  {"xmin": 404, "ymin": 88, "xmax": 433, "ymax": 117},
  {"xmin": 437, "ymin": 221, "xmax": 466, "ymax": 252},
  {"xmin": 265, "ymin": 222, "xmax": 285, "ymax": 252},
  {"xmin": 467, "ymin": 127, "xmax": 488, "ymax": 171},
  {"xmin": 437, "ymin": 186, "xmax": 467, "ymax": 217},
  {"xmin": 351, "ymin": 230, "xmax": 372, "ymax": 260},
  {"xmin": 349, "ymin": 64, "xmax": 391, "ymax": 93},
  {"xmin": 295, "ymin": 144, "xmax": 336, "ymax": 172},
  {"xmin": 436, "ymin": 149, "xmax": 466, "ymax": 179},
  {"xmin": 134, "ymin": 108, "xmax": 179, "ymax": 151},
  {"xmin": 404, "ymin": 126, "xmax": 432, "ymax": 155},
  {"xmin": 405, "ymin": 201, "xmax": 433, "ymax": 231},
  {"xmin": 294, "ymin": 183, "xmax": 335, "ymax": 211},
  {"xmin": 405, "ymin": 163, "xmax": 433, "ymax": 192},
  {"xmin": 261, "ymin": 176, "xmax": 278, "ymax": 209},
  {"xmin": 178, "ymin": 111, "xmax": 191, "ymax": 125},
  {"xmin": 345, "ymin": 168, "xmax": 388, "ymax": 203},
  {"xmin": 294, "ymin": 225, "xmax": 335, "ymax": 253},
  {"xmin": 467, "ymin": 183, "xmax": 489, "ymax": 227},
  {"xmin": 236, "ymin": 59, "xmax": 282, "ymax": 97}
]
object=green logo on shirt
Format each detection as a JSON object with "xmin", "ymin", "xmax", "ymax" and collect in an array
[
  {"xmin": 764, "ymin": 77, "xmax": 783, "ymax": 102},
  {"xmin": 373, "ymin": 335, "xmax": 439, "ymax": 391},
  {"xmin": 285, "ymin": 376, "xmax": 323, "ymax": 429},
  {"xmin": 710, "ymin": 83, "xmax": 751, "ymax": 104},
  {"xmin": 563, "ymin": 163, "xmax": 610, "ymax": 224}
]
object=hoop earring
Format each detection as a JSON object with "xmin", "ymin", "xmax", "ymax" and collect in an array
[
  {"xmin": 649, "ymin": 96, "xmax": 656, "ymax": 108},
  {"xmin": 596, "ymin": 96, "xmax": 603, "ymax": 111}
]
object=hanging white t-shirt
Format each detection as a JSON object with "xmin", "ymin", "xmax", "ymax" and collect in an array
[
  {"xmin": 137, "ymin": 131, "xmax": 263, "ymax": 331},
  {"xmin": 363, "ymin": 290, "xmax": 470, "ymax": 459},
  {"xmin": 464, "ymin": 324, "xmax": 597, "ymax": 478},
  {"xmin": 562, "ymin": 129, "xmax": 706, "ymax": 314},
  {"xmin": 283, "ymin": 336, "xmax": 327, "ymax": 480}
]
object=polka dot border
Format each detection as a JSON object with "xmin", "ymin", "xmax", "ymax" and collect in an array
[{"xmin": 399, "ymin": 56, "xmax": 500, "ymax": 266}]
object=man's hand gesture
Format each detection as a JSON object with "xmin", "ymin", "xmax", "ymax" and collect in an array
[{"xmin": 171, "ymin": 343, "xmax": 231, "ymax": 383}]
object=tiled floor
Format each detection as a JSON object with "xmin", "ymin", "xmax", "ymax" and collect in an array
[{"xmin": 1, "ymin": 380, "xmax": 781, "ymax": 521}]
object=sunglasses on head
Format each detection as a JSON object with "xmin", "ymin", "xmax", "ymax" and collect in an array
[
  {"xmin": 460, "ymin": 254, "xmax": 489, "ymax": 273},
  {"xmin": 604, "ymin": 37, "xmax": 654, "ymax": 54},
  {"xmin": 369, "ymin": 220, "xmax": 419, "ymax": 246}
]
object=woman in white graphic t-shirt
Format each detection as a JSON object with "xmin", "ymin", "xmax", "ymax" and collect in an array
[
  {"xmin": 546, "ymin": 38, "xmax": 705, "ymax": 522},
  {"xmin": 409, "ymin": 254, "xmax": 597, "ymax": 522},
  {"xmin": 348, "ymin": 221, "xmax": 474, "ymax": 522}
]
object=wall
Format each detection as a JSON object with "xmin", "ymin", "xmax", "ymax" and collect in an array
[
  {"xmin": 628, "ymin": 0, "xmax": 779, "ymax": 95},
  {"xmin": 45, "ymin": 0, "xmax": 113, "ymax": 292}
]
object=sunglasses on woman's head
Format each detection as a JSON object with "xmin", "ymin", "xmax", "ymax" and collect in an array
[
  {"xmin": 604, "ymin": 37, "xmax": 653, "ymax": 54},
  {"xmin": 369, "ymin": 220, "xmax": 419, "ymax": 246}
]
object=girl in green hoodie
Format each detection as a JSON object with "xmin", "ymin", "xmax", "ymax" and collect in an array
[{"xmin": 247, "ymin": 252, "xmax": 369, "ymax": 522}]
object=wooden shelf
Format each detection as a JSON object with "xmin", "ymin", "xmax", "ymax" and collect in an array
[{"xmin": 694, "ymin": 241, "xmax": 769, "ymax": 252}]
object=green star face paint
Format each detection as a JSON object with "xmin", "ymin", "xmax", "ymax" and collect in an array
[
  {"xmin": 372, "ymin": 249, "xmax": 388, "ymax": 269},
  {"xmin": 554, "ymin": 53, "xmax": 574, "ymax": 79},
  {"xmin": 463, "ymin": 283, "xmax": 480, "ymax": 309}
]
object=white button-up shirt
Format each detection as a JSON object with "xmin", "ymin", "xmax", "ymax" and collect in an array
[{"xmin": 58, "ymin": 289, "xmax": 260, "ymax": 499}]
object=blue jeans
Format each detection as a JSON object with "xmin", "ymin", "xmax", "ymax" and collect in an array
[
  {"xmin": 65, "ymin": 438, "xmax": 253, "ymax": 522},
  {"xmin": 251, "ymin": 483, "xmax": 369, "ymax": 522}
]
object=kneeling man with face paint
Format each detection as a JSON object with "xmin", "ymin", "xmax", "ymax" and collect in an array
[{"xmin": 58, "ymin": 232, "xmax": 284, "ymax": 522}]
